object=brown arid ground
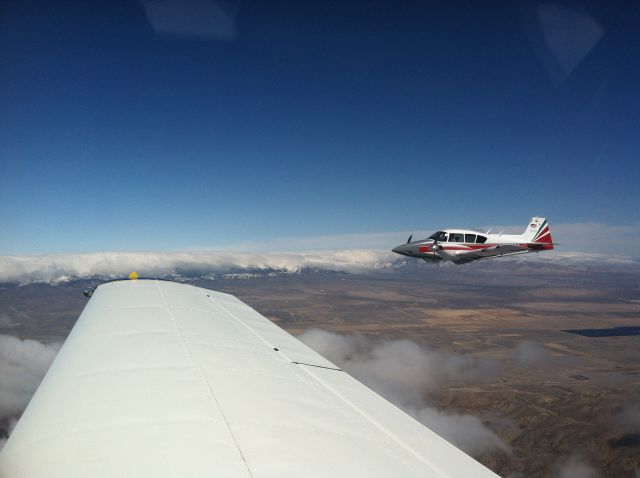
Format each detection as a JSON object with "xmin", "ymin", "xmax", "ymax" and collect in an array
[{"xmin": 1, "ymin": 260, "xmax": 639, "ymax": 477}]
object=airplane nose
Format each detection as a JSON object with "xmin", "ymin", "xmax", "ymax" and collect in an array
[{"xmin": 392, "ymin": 244, "xmax": 411, "ymax": 256}]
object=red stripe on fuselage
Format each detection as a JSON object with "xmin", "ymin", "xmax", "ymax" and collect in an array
[{"xmin": 418, "ymin": 244, "xmax": 512, "ymax": 252}]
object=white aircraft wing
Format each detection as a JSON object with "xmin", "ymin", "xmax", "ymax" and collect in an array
[
  {"xmin": 0, "ymin": 279, "xmax": 500, "ymax": 478},
  {"xmin": 437, "ymin": 244, "xmax": 530, "ymax": 264}
]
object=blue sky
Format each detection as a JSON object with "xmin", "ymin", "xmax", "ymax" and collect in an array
[{"xmin": 1, "ymin": 1, "xmax": 639, "ymax": 254}]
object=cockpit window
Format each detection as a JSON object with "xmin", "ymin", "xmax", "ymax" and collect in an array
[
  {"xmin": 464, "ymin": 234, "xmax": 476, "ymax": 243},
  {"xmin": 475, "ymin": 235, "xmax": 487, "ymax": 244},
  {"xmin": 428, "ymin": 231, "xmax": 448, "ymax": 242},
  {"xmin": 449, "ymin": 233, "xmax": 464, "ymax": 242}
]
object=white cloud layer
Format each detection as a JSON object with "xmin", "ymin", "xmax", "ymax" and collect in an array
[
  {"xmin": 0, "ymin": 417, "xmax": 17, "ymax": 452},
  {"xmin": 512, "ymin": 341, "xmax": 551, "ymax": 367},
  {"xmin": 0, "ymin": 249, "xmax": 398, "ymax": 284},
  {"xmin": 555, "ymin": 454, "xmax": 600, "ymax": 478},
  {"xmin": 297, "ymin": 329, "xmax": 508, "ymax": 457},
  {"xmin": 0, "ymin": 335, "xmax": 61, "ymax": 449},
  {"xmin": 614, "ymin": 404, "xmax": 640, "ymax": 429},
  {"xmin": 0, "ymin": 335, "xmax": 60, "ymax": 420}
]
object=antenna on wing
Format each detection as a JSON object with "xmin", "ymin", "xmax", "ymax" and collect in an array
[{"xmin": 407, "ymin": 235, "xmax": 412, "ymax": 244}]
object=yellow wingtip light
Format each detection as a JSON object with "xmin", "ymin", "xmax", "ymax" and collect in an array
[{"xmin": 129, "ymin": 271, "xmax": 139, "ymax": 281}]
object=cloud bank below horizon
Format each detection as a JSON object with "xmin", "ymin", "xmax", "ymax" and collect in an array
[
  {"xmin": 0, "ymin": 249, "xmax": 399, "ymax": 284},
  {"xmin": 0, "ymin": 245, "xmax": 637, "ymax": 285},
  {"xmin": 297, "ymin": 329, "xmax": 508, "ymax": 457},
  {"xmin": 0, "ymin": 335, "xmax": 61, "ymax": 451}
]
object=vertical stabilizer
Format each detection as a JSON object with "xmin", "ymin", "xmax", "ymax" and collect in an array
[{"xmin": 522, "ymin": 217, "xmax": 554, "ymax": 248}]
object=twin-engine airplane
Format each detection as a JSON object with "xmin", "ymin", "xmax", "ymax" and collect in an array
[{"xmin": 393, "ymin": 217, "xmax": 554, "ymax": 265}]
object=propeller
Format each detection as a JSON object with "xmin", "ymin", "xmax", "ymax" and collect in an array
[{"xmin": 406, "ymin": 234, "xmax": 412, "ymax": 244}]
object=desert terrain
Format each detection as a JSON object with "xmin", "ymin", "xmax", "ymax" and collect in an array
[{"xmin": 1, "ymin": 260, "xmax": 638, "ymax": 477}]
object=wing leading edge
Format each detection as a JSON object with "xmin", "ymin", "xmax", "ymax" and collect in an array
[{"xmin": 0, "ymin": 280, "xmax": 500, "ymax": 477}]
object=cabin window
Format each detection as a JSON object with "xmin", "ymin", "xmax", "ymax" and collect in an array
[
  {"xmin": 475, "ymin": 235, "xmax": 487, "ymax": 244},
  {"xmin": 428, "ymin": 231, "xmax": 448, "ymax": 242},
  {"xmin": 449, "ymin": 233, "xmax": 464, "ymax": 242},
  {"xmin": 464, "ymin": 234, "xmax": 476, "ymax": 243}
]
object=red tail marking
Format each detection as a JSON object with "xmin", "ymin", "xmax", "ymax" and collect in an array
[
  {"xmin": 535, "ymin": 226, "xmax": 553, "ymax": 244},
  {"xmin": 530, "ymin": 226, "xmax": 554, "ymax": 250}
]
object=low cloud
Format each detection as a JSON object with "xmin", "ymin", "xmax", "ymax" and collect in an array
[
  {"xmin": 0, "ymin": 417, "xmax": 17, "ymax": 452},
  {"xmin": 0, "ymin": 335, "xmax": 61, "ymax": 446},
  {"xmin": 298, "ymin": 329, "xmax": 508, "ymax": 457},
  {"xmin": 613, "ymin": 404, "xmax": 640, "ymax": 428},
  {"xmin": 512, "ymin": 341, "xmax": 551, "ymax": 367},
  {"xmin": 408, "ymin": 407, "xmax": 508, "ymax": 457},
  {"xmin": 555, "ymin": 454, "xmax": 599, "ymax": 478},
  {"xmin": 0, "ymin": 314, "xmax": 15, "ymax": 328},
  {"xmin": 531, "ymin": 251, "xmax": 639, "ymax": 266},
  {"xmin": 548, "ymin": 222, "xmax": 640, "ymax": 257},
  {"xmin": 0, "ymin": 249, "xmax": 399, "ymax": 284}
]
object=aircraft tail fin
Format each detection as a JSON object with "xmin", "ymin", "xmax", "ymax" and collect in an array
[{"xmin": 522, "ymin": 217, "xmax": 554, "ymax": 249}]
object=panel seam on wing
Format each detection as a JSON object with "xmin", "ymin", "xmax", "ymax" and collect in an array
[
  {"xmin": 292, "ymin": 361, "xmax": 342, "ymax": 371},
  {"xmin": 67, "ymin": 330, "xmax": 176, "ymax": 341},
  {"xmin": 155, "ymin": 281, "xmax": 254, "ymax": 478},
  {"xmin": 200, "ymin": 291, "xmax": 434, "ymax": 474},
  {"xmin": 204, "ymin": 293, "xmax": 291, "ymax": 359},
  {"xmin": 0, "ymin": 418, "xmax": 233, "ymax": 456},
  {"xmin": 292, "ymin": 365, "xmax": 451, "ymax": 477},
  {"xmin": 43, "ymin": 365, "xmax": 201, "ymax": 385}
]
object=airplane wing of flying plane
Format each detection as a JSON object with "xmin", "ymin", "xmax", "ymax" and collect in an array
[
  {"xmin": 0, "ymin": 279, "xmax": 499, "ymax": 477},
  {"xmin": 393, "ymin": 217, "xmax": 554, "ymax": 265}
]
